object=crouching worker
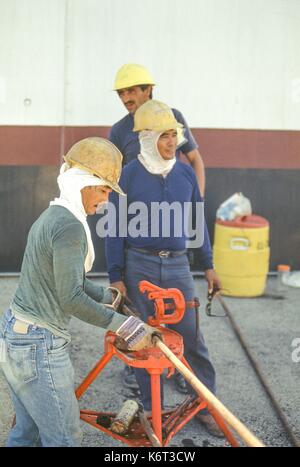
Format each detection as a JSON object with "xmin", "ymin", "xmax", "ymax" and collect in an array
[{"xmin": 0, "ymin": 137, "xmax": 158, "ymax": 447}]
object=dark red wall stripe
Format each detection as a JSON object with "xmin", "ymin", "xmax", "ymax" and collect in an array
[
  {"xmin": 194, "ymin": 128, "xmax": 300, "ymax": 169},
  {"xmin": 0, "ymin": 126, "xmax": 299, "ymax": 169},
  {"xmin": 0, "ymin": 126, "xmax": 110, "ymax": 166},
  {"xmin": 0, "ymin": 126, "xmax": 61, "ymax": 165}
]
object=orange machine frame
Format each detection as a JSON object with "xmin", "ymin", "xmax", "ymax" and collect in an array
[{"xmin": 75, "ymin": 281, "xmax": 239, "ymax": 447}]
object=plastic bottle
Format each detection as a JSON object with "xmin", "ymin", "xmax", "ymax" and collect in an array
[
  {"xmin": 276, "ymin": 264, "xmax": 291, "ymax": 296},
  {"xmin": 216, "ymin": 192, "xmax": 252, "ymax": 221}
]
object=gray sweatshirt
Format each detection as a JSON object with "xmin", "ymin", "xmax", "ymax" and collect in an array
[{"xmin": 11, "ymin": 205, "xmax": 126, "ymax": 340}]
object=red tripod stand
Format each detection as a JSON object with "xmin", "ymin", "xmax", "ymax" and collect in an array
[{"xmin": 75, "ymin": 281, "xmax": 238, "ymax": 447}]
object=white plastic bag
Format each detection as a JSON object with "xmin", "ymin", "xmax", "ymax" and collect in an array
[
  {"xmin": 216, "ymin": 192, "xmax": 252, "ymax": 221},
  {"xmin": 282, "ymin": 271, "xmax": 300, "ymax": 288}
]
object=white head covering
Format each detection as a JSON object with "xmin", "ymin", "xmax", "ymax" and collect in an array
[
  {"xmin": 50, "ymin": 162, "xmax": 107, "ymax": 272},
  {"xmin": 137, "ymin": 130, "xmax": 176, "ymax": 177}
]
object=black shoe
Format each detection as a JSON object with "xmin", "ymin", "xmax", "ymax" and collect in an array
[
  {"xmin": 122, "ymin": 366, "xmax": 139, "ymax": 390},
  {"xmin": 173, "ymin": 371, "xmax": 188, "ymax": 394},
  {"xmin": 196, "ymin": 413, "xmax": 225, "ymax": 438}
]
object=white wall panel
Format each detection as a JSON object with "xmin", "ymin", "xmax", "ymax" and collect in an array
[
  {"xmin": 1, "ymin": 0, "xmax": 299, "ymax": 129},
  {"xmin": 0, "ymin": 0, "xmax": 65, "ymax": 125}
]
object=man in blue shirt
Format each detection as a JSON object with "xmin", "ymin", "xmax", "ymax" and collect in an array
[
  {"xmin": 109, "ymin": 63, "xmax": 206, "ymax": 198},
  {"xmin": 109, "ymin": 63, "xmax": 207, "ymax": 394},
  {"xmin": 105, "ymin": 100, "xmax": 223, "ymax": 438}
]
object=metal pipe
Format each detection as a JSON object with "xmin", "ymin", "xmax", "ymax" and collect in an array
[
  {"xmin": 153, "ymin": 337, "xmax": 265, "ymax": 447},
  {"xmin": 150, "ymin": 372, "xmax": 163, "ymax": 445},
  {"xmin": 217, "ymin": 294, "xmax": 300, "ymax": 448}
]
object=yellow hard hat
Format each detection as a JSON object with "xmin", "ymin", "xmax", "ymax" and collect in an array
[
  {"xmin": 64, "ymin": 137, "xmax": 125, "ymax": 195},
  {"xmin": 133, "ymin": 100, "xmax": 183, "ymax": 133},
  {"xmin": 113, "ymin": 64, "xmax": 155, "ymax": 91}
]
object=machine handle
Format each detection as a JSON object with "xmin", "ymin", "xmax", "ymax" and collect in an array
[{"xmin": 153, "ymin": 337, "xmax": 265, "ymax": 448}]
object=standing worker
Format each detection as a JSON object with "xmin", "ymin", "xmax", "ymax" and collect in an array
[
  {"xmin": 0, "ymin": 137, "xmax": 158, "ymax": 447},
  {"xmin": 109, "ymin": 63, "xmax": 206, "ymax": 393},
  {"xmin": 106, "ymin": 101, "xmax": 224, "ymax": 438},
  {"xmin": 109, "ymin": 63, "xmax": 205, "ymax": 197}
]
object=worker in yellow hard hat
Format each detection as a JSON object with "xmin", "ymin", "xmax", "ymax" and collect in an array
[
  {"xmin": 106, "ymin": 100, "xmax": 223, "ymax": 438},
  {"xmin": 110, "ymin": 64, "xmax": 206, "ymax": 394},
  {"xmin": 109, "ymin": 63, "xmax": 206, "ymax": 197},
  {"xmin": 0, "ymin": 137, "xmax": 159, "ymax": 447}
]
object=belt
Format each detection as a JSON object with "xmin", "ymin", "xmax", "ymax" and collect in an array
[{"xmin": 129, "ymin": 247, "xmax": 187, "ymax": 259}]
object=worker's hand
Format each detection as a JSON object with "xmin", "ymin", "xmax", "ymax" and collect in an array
[
  {"xmin": 115, "ymin": 316, "xmax": 161, "ymax": 351},
  {"xmin": 110, "ymin": 281, "xmax": 127, "ymax": 296},
  {"xmin": 106, "ymin": 286, "xmax": 140, "ymax": 318},
  {"xmin": 204, "ymin": 269, "xmax": 222, "ymax": 294},
  {"xmin": 106, "ymin": 286, "xmax": 125, "ymax": 312}
]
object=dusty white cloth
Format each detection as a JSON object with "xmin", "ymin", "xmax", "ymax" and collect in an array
[
  {"xmin": 138, "ymin": 130, "xmax": 176, "ymax": 177},
  {"xmin": 50, "ymin": 163, "xmax": 107, "ymax": 272}
]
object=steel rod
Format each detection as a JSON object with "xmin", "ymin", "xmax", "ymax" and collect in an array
[
  {"xmin": 153, "ymin": 337, "xmax": 265, "ymax": 447},
  {"xmin": 217, "ymin": 294, "xmax": 300, "ymax": 448}
]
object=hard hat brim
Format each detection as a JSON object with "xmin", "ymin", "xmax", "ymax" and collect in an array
[
  {"xmin": 113, "ymin": 82, "xmax": 155, "ymax": 91},
  {"xmin": 62, "ymin": 156, "xmax": 125, "ymax": 196},
  {"xmin": 133, "ymin": 121, "xmax": 183, "ymax": 132},
  {"xmin": 106, "ymin": 181, "xmax": 126, "ymax": 196}
]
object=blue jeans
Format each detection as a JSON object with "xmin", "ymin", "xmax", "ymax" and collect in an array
[
  {"xmin": 0, "ymin": 310, "xmax": 82, "ymax": 447},
  {"xmin": 124, "ymin": 249, "xmax": 216, "ymax": 411}
]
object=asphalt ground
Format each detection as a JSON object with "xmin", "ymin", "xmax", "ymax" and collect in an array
[{"xmin": 0, "ymin": 276, "xmax": 299, "ymax": 448}]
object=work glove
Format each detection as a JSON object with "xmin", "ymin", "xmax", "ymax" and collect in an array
[
  {"xmin": 115, "ymin": 316, "xmax": 161, "ymax": 351},
  {"xmin": 105, "ymin": 287, "xmax": 140, "ymax": 318}
]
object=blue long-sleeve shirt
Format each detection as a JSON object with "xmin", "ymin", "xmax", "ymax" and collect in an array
[{"xmin": 105, "ymin": 159, "xmax": 213, "ymax": 283}]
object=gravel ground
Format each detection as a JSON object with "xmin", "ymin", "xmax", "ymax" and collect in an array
[{"xmin": 0, "ymin": 276, "xmax": 299, "ymax": 448}]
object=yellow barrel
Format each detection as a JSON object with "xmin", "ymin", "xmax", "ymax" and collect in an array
[{"xmin": 213, "ymin": 215, "xmax": 270, "ymax": 297}]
